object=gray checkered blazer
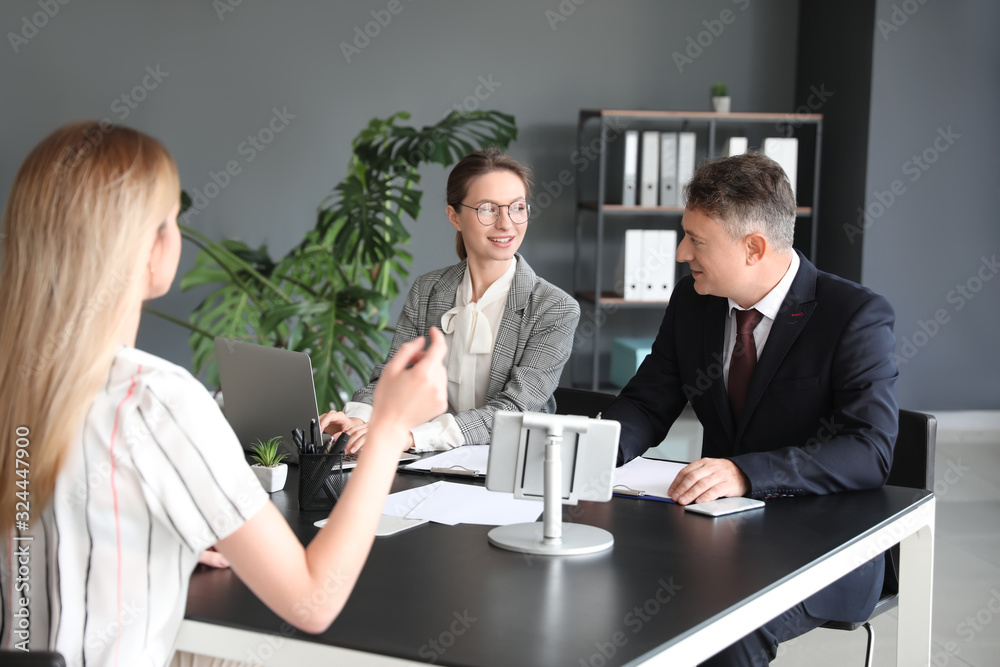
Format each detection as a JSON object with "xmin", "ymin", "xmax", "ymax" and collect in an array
[{"xmin": 352, "ymin": 254, "xmax": 580, "ymax": 445}]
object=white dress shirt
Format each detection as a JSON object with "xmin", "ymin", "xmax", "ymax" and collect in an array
[
  {"xmin": 723, "ymin": 251, "xmax": 800, "ymax": 392},
  {"xmin": 344, "ymin": 258, "xmax": 518, "ymax": 451}
]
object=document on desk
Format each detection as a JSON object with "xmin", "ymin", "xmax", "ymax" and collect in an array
[
  {"xmin": 408, "ymin": 482, "xmax": 542, "ymax": 526},
  {"xmin": 401, "ymin": 445, "xmax": 490, "ymax": 476},
  {"xmin": 382, "ymin": 481, "xmax": 542, "ymax": 526},
  {"xmin": 613, "ymin": 457, "xmax": 687, "ymax": 501},
  {"xmin": 382, "ymin": 481, "xmax": 445, "ymax": 517}
]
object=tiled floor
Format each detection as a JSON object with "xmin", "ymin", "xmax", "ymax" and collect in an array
[{"xmin": 771, "ymin": 414, "xmax": 1000, "ymax": 667}]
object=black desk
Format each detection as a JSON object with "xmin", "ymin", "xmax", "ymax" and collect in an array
[{"xmin": 178, "ymin": 470, "xmax": 935, "ymax": 666}]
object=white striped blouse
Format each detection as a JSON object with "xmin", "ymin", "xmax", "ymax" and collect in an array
[{"xmin": 2, "ymin": 346, "xmax": 269, "ymax": 666}]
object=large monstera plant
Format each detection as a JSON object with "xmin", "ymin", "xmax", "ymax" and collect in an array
[{"xmin": 148, "ymin": 110, "xmax": 517, "ymax": 411}]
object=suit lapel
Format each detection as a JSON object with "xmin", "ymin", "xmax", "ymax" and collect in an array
[
  {"xmin": 704, "ymin": 296, "xmax": 736, "ymax": 444},
  {"xmin": 488, "ymin": 254, "xmax": 533, "ymax": 399},
  {"xmin": 425, "ymin": 262, "xmax": 466, "ymax": 333},
  {"xmin": 737, "ymin": 252, "xmax": 818, "ymax": 437}
]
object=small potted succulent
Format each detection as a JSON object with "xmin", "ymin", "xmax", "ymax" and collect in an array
[
  {"xmin": 711, "ymin": 82, "xmax": 731, "ymax": 113},
  {"xmin": 249, "ymin": 436, "xmax": 289, "ymax": 493}
]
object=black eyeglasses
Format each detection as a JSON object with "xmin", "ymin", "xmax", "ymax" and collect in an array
[{"xmin": 456, "ymin": 200, "xmax": 530, "ymax": 226}]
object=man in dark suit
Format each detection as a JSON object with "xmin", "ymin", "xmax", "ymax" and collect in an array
[{"xmin": 602, "ymin": 153, "xmax": 898, "ymax": 666}]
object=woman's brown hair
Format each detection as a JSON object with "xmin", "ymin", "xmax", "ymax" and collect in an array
[{"xmin": 446, "ymin": 148, "xmax": 532, "ymax": 260}]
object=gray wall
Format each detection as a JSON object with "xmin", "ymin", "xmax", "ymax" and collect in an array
[
  {"xmin": 863, "ymin": 0, "xmax": 1000, "ymax": 410},
  {"xmin": 2, "ymin": 0, "xmax": 799, "ymax": 391}
]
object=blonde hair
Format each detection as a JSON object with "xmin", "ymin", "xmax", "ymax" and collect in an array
[{"xmin": 0, "ymin": 121, "xmax": 179, "ymax": 533}]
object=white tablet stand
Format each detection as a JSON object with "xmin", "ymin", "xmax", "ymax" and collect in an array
[{"xmin": 487, "ymin": 412, "xmax": 616, "ymax": 556}]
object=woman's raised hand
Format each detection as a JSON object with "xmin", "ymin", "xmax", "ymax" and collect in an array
[{"xmin": 369, "ymin": 327, "xmax": 448, "ymax": 449}]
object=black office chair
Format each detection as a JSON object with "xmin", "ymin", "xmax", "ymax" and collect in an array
[
  {"xmin": 553, "ymin": 386, "xmax": 617, "ymax": 418},
  {"xmin": 0, "ymin": 651, "xmax": 66, "ymax": 666},
  {"xmin": 821, "ymin": 408, "xmax": 937, "ymax": 667}
]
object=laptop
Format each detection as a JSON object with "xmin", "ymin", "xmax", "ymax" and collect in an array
[{"xmin": 214, "ymin": 337, "xmax": 418, "ymax": 468}]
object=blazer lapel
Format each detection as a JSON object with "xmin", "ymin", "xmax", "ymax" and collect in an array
[
  {"xmin": 737, "ymin": 252, "xmax": 818, "ymax": 437},
  {"xmin": 425, "ymin": 261, "xmax": 466, "ymax": 333},
  {"xmin": 703, "ymin": 296, "xmax": 736, "ymax": 444},
  {"xmin": 487, "ymin": 254, "xmax": 533, "ymax": 399}
]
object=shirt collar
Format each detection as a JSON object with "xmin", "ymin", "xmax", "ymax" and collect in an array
[
  {"xmin": 457, "ymin": 257, "xmax": 518, "ymax": 307},
  {"xmin": 727, "ymin": 251, "xmax": 800, "ymax": 320}
]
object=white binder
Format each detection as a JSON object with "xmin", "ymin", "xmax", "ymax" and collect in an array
[
  {"xmin": 763, "ymin": 137, "xmax": 798, "ymax": 198},
  {"xmin": 622, "ymin": 130, "xmax": 639, "ymax": 206},
  {"xmin": 659, "ymin": 132, "xmax": 678, "ymax": 207},
  {"xmin": 725, "ymin": 136, "xmax": 748, "ymax": 156},
  {"xmin": 639, "ymin": 229, "xmax": 657, "ymax": 300},
  {"xmin": 614, "ymin": 228, "xmax": 644, "ymax": 300},
  {"xmin": 677, "ymin": 132, "xmax": 697, "ymax": 206},
  {"xmin": 643, "ymin": 230, "xmax": 677, "ymax": 301},
  {"xmin": 640, "ymin": 131, "xmax": 660, "ymax": 207}
]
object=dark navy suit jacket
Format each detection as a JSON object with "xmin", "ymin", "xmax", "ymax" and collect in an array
[{"xmin": 603, "ymin": 251, "xmax": 899, "ymax": 623}]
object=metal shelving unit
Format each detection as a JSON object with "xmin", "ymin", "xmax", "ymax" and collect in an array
[{"xmin": 573, "ymin": 109, "xmax": 823, "ymax": 389}]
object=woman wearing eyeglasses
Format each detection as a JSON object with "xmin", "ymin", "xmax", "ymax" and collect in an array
[{"xmin": 322, "ymin": 148, "xmax": 580, "ymax": 452}]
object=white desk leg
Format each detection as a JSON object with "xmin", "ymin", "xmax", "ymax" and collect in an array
[{"xmin": 896, "ymin": 498, "xmax": 935, "ymax": 667}]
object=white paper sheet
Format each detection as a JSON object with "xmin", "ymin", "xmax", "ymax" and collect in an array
[
  {"xmin": 613, "ymin": 457, "xmax": 686, "ymax": 500},
  {"xmin": 402, "ymin": 445, "xmax": 490, "ymax": 475},
  {"xmin": 403, "ymin": 482, "xmax": 543, "ymax": 526},
  {"xmin": 381, "ymin": 481, "xmax": 444, "ymax": 517}
]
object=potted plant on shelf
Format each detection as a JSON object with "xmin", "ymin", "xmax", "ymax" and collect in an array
[
  {"xmin": 711, "ymin": 82, "xmax": 731, "ymax": 113},
  {"xmin": 147, "ymin": 110, "xmax": 517, "ymax": 412},
  {"xmin": 249, "ymin": 436, "xmax": 289, "ymax": 493}
]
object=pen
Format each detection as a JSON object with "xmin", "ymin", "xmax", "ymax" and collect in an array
[
  {"xmin": 310, "ymin": 418, "xmax": 320, "ymax": 453},
  {"xmin": 291, "ymin": 428, "xmax": 305, "ymax": 454},
  {"xmin": 331, "ymin": 432, "xmax": 349, "ymax": 457}
]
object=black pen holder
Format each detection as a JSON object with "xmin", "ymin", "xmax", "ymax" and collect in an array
[{"xmin": 297, "ymin": 452, "xmax": 345, "ymax": 511}]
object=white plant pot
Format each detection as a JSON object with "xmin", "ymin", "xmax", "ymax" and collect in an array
[
  {"xmin": 712, "ymin": 96, "xmax": 731, "ymax": 113},
  {"xmin": 252, "ymin": 463, "xmax": 288, "ymax": 493}
]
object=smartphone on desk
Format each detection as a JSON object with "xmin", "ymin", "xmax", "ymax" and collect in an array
[{"xmin": 683, "ymin": 497, "xmax": 764, "ymax": 517}]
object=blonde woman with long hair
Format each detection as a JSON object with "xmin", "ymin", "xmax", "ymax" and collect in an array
[{"xmin": 0, "ymin": 122, "xmax": 447, "ymax": 666}]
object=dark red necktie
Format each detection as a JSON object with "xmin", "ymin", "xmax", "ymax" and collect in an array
[{"xmin": 729, "ymin": 308, "xmax": 763, "ymax": 422}]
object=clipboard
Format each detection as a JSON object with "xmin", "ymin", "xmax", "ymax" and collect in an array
[
  {"xmin": 400, "ymin": 446, "xmax": 489, "ymax": 478},
  {"xmin": 612, "ymin": 456, "xmax": 686, "ymax": 503}
]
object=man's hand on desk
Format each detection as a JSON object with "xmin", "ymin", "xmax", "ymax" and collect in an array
[{"xmin": 668, "ymin": 458, "xmax": 749, "ymax": 505}]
